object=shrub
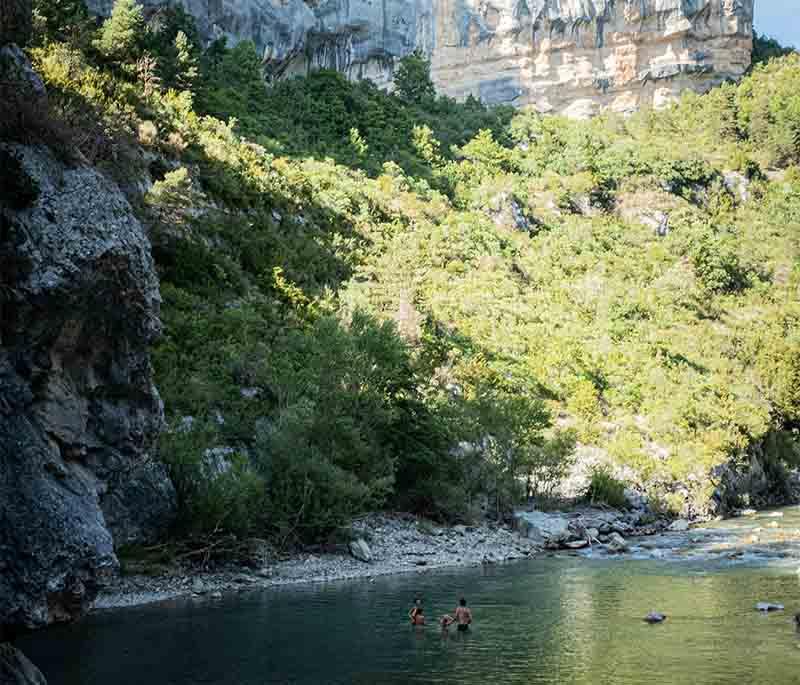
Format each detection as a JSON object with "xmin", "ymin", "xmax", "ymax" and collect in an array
[
  {"xmin": 585, "ymin": 466, "xmax": 627, "ymax": 509},
  {"xmin": 159, "ymin": 423, "xmax": 267, "ymax": 537}
]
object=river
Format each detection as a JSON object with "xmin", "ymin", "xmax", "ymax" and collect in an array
[{"xmin": 18, "ymin": 508, "xmax": 800, "ymax": 684}]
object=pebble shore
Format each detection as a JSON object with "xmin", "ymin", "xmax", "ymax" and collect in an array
[{"xmin": 94, "ymin": 514, "xmax": 541, "ymax": 610}]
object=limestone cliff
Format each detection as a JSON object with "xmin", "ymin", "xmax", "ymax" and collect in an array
[
  {"xmin": 89, "ymin": 0, "xmax": 754, "ymax": 115},
  {"xmin": 0, "ymin": 133, "xmax": 175, "ymax": 631}
]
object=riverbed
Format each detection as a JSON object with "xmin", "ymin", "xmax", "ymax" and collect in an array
[{"xmin": 18, "ymin": 508, "xmax": 800, "ymax": 685}]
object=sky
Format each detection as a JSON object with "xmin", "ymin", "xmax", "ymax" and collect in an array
[{"xmin": 754, "ymin": 2, "xmax": 799, "ymax": 48}]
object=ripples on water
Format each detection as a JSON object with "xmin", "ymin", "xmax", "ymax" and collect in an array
[{"xmin": 19, "ymin": 510, "xmax": 800, "ymax": 685}]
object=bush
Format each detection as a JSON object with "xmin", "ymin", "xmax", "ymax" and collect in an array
[
  {"xmin": 159, "ymin": 423, "xmax": 266, "ymax": 537},
  {"xmin": 585, "ymin": 466, "xmax": 627, "ymax": 509}
]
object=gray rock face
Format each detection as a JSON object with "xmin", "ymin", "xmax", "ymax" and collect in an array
[
  {"xmin": 0, "ymin": 644, "xmax": 47, "ymax": 685},
  {"xmin": 514, "ymin": 511, "xmax": 571, "ymax": 543},
  {"xmin": 349, "ymin": 538, "xmax": 373, "ymax": 563},
  {"xmin": 85, "ymin": 0, "xmax": 754, "ymax": 114},
  {"xmin": 0, "ymin": 143, "xmax": 175, "ymax": 631}
]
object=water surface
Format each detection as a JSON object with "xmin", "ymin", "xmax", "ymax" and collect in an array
[{"xmin": 19, "ymin": 548, "xmax": 800, "ymax": 685}]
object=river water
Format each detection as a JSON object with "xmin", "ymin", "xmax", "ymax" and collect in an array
[{"xmin": 18, "ymin": 508, "xmax": 800, "ymax": 685}]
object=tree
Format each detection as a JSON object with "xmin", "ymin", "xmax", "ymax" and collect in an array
[
  {"xmin": 394, "ymin": 50, "xmax": 436, "ymax": 105},
  {"xmin": 173, "ymin": 30, "xmax": 197, "ymax": 90},
  {"xmin": 752, "ymin": 31, "xmax": 796, "ymax": 67},
  {"xmin": 93, "ymin": 0, "xmax": 143, "ymax": 66}
]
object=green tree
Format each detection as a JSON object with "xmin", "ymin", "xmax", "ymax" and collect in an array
[
  {"xmin": 394, "ymin": 50, "xmax": 436, "ymax": 104},
  {"xmin": 93, "ymin": 0, "xmax": 143, "ymax": 66},
  {"xmin": 752, "ymin": 31, "xmax": 796, "ymax": 67},
  {"xmin": 31, "ymin": 0, "xmax": 92, "ymax": 46}
]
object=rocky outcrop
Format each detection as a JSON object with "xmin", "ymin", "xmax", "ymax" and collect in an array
[
  {"xmin": 0, "ymin": 644, "xmax": 47, "ymax": 684},
  {"xmin": 90, "ymin": 0, "xmax": 754, "ymax": 115},
  {"xmin": 0, "ymin": 142, "xmax": 175, "ymax": 631}
]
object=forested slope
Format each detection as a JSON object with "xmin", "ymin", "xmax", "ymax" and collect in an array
[{"xmin": 11, "ymin": 0, "xmax": 800, "ymax": 544}]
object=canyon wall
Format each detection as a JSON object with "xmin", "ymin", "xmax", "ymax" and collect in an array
[
  {"xmin": 0, "ymin": 138, "xmax": 177, "ymax": 632},
  {"xmin": 89, "ymin": 0, "xmax": 754, "ymax": 116}
]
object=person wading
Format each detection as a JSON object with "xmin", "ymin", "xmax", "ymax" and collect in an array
[
  {"xmin": 408, "ymin": 597, "xmax": 423, "ymax": 625},
  {"xmin": 454, "ymin": 597, "xmax": 472, "ymax": 632}
]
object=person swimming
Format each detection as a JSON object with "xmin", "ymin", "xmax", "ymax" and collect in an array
[{"xmin": 454, "ymin": 597, "xmax": 472, "ymax": 632}]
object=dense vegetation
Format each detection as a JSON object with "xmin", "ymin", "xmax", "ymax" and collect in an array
[{"xmin": 14, "ymin": 0, "xmax": 800, "ymax": 545}]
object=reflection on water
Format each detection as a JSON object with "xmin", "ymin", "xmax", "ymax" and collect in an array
[{"xmin": 18, "ymin": 547, "xmax": 800, "ymax": 685}]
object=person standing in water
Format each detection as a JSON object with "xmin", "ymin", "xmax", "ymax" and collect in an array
[
  {"xmin": 454, "ymin": 597, "xmax": 472, "ymax": 632},
  {"xmin": 411, "ymin": 606, "xmax": 425, "ymax": 626},
  {"xmin": 409, "ymin": 597, "xmax": 423, "ymax": 624}
]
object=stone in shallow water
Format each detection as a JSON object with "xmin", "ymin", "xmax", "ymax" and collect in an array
[
  {"xmin": 605, "ymin": 532, "xmax": 628, "ymax": 554},
  {"xmin": 668, "ymin": 519, "xmax": 690, "ymax": 532},
  {"xmin": 644, "ymin": 612, "xmax": 667, "ymax": 624},
  {"xmin": 756, "ymin": 603, "xmax": 784, "ymax": 612}
]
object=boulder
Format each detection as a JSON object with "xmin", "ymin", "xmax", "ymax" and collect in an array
[
  {"xmin": 624, "ymin": 488, "xmax": 647, "ymax": 510},
  {"xmin": 349, "ymin": 539, "xmax": 372, "ymax": 563},
  {"xmin": 722, "ymin": 171, "xmax": 751, "ymax": 204},
  {"xmin": 0, "ymin": 644, "xmax": 47, "ymax": 684},
  {"xmin": 668, "ymin": 519, "xmax": 690, "ymax": 532},
  {"xmin": 605, "ymin": 532, "xmax": 628, "ymax": 554},
  {"xmin": 514, "ymin": 511, "xmax": 571, "ymax": 544},
  {"xmin": 564, "ymin": 539, "xmax": 589, "ymax": 550},
  {"xmin": 0, "ymin": 144, "xmax": 175, "ymax": 632}
]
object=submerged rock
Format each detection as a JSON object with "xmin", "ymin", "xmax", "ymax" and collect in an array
[{"xmin": 0, "ymin": 644, "xmax": 47, "ymax": 684}]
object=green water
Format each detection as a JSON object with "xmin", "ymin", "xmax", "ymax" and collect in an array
[{"xmin": 17, "ymin": 551, "xmax": 800, "ymax": 685}]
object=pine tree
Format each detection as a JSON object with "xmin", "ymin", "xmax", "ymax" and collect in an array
[
  {"xmin": 174, "ymin": 30, "xmax": 197, "ymax": 90},
  {"xmin": 93, "ymin": 0, "xmax": 143, "ymax": 65}
]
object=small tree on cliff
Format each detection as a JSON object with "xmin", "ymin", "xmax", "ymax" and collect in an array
[
  {"xmin": 93, "ymin": 0, "xmax": 144, "ymax": 66},
  {"xmin": 394, "ymin": 50, "xmax": 436, "ymax": 105}
]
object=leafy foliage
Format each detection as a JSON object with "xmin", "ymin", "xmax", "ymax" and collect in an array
[
  {"xmin": 24, "ymin": 3, "xmax": 800, "ymax": 541},
  {"xmin": 585, "ymin": 466, "xmax": 628, "ymax": 509}
]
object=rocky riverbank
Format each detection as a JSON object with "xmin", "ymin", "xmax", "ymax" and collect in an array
[{"xmin": 94, "ymin": 507, "xmax": 673, "ymax": 610}]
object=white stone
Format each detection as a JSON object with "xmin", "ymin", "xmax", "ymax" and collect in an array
[
  {"xmin": 349, "ymin": 538, "xmax": 373, "ymax": 563},
  {"xmin": 668, "ymin": 519, "xmax": 690, "ymax": 532}
]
